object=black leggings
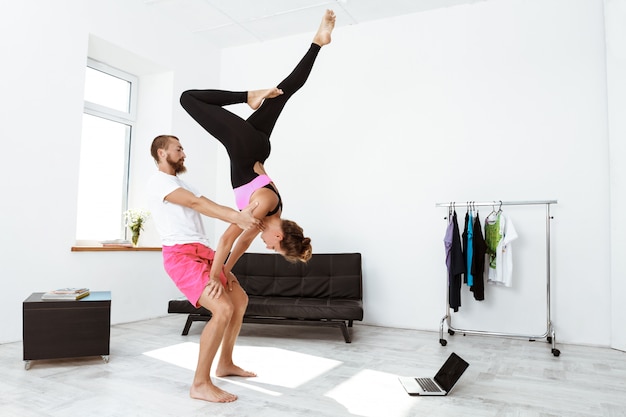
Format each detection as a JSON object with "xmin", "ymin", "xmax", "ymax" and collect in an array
[{"xmin": 180, "ymin": 43, "xmax": 321, "ymax": 188}]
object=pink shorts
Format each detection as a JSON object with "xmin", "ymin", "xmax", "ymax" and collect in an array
[{"xmin": 162, "ymin": 243, "xmax": 227, "ymax": 307}]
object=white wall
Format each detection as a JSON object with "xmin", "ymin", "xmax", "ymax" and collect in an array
[
  {"xmin": 0, "ymin": 0, "xmax": 224, "ymax": 343},
  {"xmin": 1, "ymin": 0, "xmax": 622, "ymax": 349},
  {"xmin": 217, "ymin": 0, "xmax": 616, "ymax": 346}
]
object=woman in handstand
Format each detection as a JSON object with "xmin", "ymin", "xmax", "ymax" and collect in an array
[{"xmin": 180, "ymin": 9, "xmax": 335, "ymax": 283}]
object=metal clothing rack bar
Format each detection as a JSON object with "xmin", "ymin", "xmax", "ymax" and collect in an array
[{"xmin": 436, "ymin": 199, "xmax": 560, "ymax": 356}]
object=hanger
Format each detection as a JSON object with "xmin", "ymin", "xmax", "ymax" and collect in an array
[{"xmin": 487, "ymin": 201, "xmax": 499, "ymax": 219}]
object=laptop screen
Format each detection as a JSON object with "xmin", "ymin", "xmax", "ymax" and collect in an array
[{"xmin": 433, "ymin": 352, "xmax": 470, "ymax": 392}]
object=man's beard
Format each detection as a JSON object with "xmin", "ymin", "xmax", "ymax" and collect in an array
[{"xmin": 167, "ymin": 155, "xmax": 186, "ymax": 174}]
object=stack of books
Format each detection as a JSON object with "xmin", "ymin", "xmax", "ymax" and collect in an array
[
  {"xmin": 100, "ymin": 239, "xmax": 132, "ymax": 248},
  {"xmin": 42, "ymin": 288, "xmax": 90, "ymax": 301}
]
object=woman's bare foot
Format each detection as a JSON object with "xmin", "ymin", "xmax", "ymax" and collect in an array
[
  {"xmin": 190, "ymin": 381, "xmax": 237, "ymax": 403},
  {"xmin": 247, "ymin": 88, "xmax": 283, "ymax": 110},
  {"xmin": 313, "ymin": 9, "xmax": 336, "ymax": 47},
  {"xmin": 216, "ymin": 363, "xmax": 257, "ymax": 378}
]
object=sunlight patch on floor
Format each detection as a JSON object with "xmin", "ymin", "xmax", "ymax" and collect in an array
[
  {"xmin": 233, "ymin": 345, "xmax": 342, "ymax": 389},
  {"xmin": 143, "ymin": 343, "xmax": 342, "ymax": 393},
  {"xmin": 143, "ymin": 342, "xmax": 199, "ymax": 371},
  {"xmin": 325, "ymin": 369, "xmax": 418, "ymax": 417},
  {"xmin": 215, "ymin": 376, "xmax": 283, "ymax": 396}
]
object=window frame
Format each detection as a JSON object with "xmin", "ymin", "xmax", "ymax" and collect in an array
[{"xmin": 79, "ymin": 58, "xmax": 139, "ymax": 240}]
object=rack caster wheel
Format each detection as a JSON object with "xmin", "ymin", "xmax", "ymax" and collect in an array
[
  {"xmin": 547, "ymin": 336, "xmax": 552, "ymax": 343},
  {"xmin": 439, "ymin": 339, "xmax": 447, "ymax": 346},
  {"xmin": 551, "ymin": 348, "xmax": 560, "ymax": 357},
  {"xmin": 448, "ymin": 329, "xmax": 455, "ymax": 336}
]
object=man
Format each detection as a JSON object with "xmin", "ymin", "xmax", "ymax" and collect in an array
[{"xmin": 147, "ymin": 134, "xmax": 260, "ymax": 403}]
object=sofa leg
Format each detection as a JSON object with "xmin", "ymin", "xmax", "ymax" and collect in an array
[
  {"xmin": 340, "ymin": 321, "xmax": 352, "ymax": 343},
  {"xmin": 181, "ymin": 314, "xmax": 212, "ymax": 335},
  {"xmin": 182, "ymin": 316, "xmax": 194, "ymax": 335}
]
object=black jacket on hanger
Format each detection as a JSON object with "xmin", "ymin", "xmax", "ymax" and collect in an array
[
  {"xmin": 449, "ymin": 211, "xmax": 465, "ymax": 312},
  {"xmin": 471, "ymin": 214, "xmax": 487, "ymax": 301}
]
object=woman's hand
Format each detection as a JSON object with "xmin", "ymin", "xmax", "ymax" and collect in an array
[{"xmin": 226, "ymin": 271, "xmax": 240, "ymax": 292}]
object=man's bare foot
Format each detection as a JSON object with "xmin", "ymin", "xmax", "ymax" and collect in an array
[
  {"xmin": 190, "ymin": 381, "xmax": 237, "ymax": 403},
  {"xmin": 313, "ymin": 9, "xmax": 336, "ymax": 47},
  {"xmin": 216, "ymin": 363, "xmax": 257, "ymax": 378},
  {"xmin": 247, "ymin": 88, "xmax": 283, "ymax": 110}
]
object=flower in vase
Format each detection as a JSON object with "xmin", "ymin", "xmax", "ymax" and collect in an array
[{"xmin": 124, "ymin": 208, "xmax": 150, "ymax": 247}]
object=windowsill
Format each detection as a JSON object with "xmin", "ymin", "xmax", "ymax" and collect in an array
[{"xmin": 71, "ymin": 246, "xmax": 162, "ymax": 252}]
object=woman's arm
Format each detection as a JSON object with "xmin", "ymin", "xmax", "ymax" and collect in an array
[
  {"xmin": 214, "ymin": 186, "xmax": 277, "ymax": 278},
  {"xmin": 224, "ymin": 227, "xmax": 261, "ymax": 274},
  {"xmin": 211, "ymin": 223, "xmax": 244, "ymax": 281},
  {"xmin": 165, "ymin": 187, "xmax": 259, "ymax": 230}
]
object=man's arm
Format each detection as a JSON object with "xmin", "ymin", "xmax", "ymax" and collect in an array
[{"xmin": 164, "ymin": 187, "xmax": 259, "ymax": 230}]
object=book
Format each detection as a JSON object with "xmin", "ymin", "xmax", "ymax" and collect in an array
[
  {"xmin": 42, "ymin": 290, "xmax": 90, "ymax": 301},
  {"xmin": 101, "ymin": 239, "xmax": 132, "ymax": 248},
  {"xmin": 50, "ymin": 287, "xmax": 89, "ymax": 295}
]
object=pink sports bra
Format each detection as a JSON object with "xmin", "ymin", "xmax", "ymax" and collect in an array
[{"xmin": 234, "ymin": 175, "xmax": 273, "ymax": 210}]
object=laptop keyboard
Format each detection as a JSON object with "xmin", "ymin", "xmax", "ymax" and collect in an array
[{"xmin": 416, "ymin": 378, "xmax": 442, "ymax": 392}]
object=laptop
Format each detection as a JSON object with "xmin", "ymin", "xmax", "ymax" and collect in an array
[{"xmin": 398, "ymin": 352, "xmax": 469, "ymax": 396}]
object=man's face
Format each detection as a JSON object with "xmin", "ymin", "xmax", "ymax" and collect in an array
[{"xmin": 165, "ymin": 140, "xmax": 186, "ymax": 174}]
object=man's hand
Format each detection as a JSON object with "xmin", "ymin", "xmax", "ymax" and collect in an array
[{"xmin": 237, "ymin": 201, "xmax": 264, "ymax": 231}]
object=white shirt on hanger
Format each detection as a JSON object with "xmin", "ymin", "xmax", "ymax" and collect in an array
[{"xmin": 487, "ymin": 213, "xmax": 518, "ymax": 287}]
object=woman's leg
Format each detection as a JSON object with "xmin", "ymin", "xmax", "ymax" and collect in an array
[
  {"xmin": 245, "ymin": 43, "xmax": 321, "ymax": 137},
  {"xmin": 180, "ymin": 89, "xmax": 259, "ymax": 154},
  {"xmin": 246, "ymin": 10, "xmax": 335, "ymax": 137}
]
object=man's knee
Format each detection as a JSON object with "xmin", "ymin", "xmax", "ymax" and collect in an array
[
  {"xmin": 232, "ymin": 287, "xmax": 249, "ymax": 311},
  {"xmin": 214, "ymin": 299, "xmax": 235, "ymax": 318},
  {"xmin": 199, "ymin": 296, "xmax": 234, "ymax": 322}
]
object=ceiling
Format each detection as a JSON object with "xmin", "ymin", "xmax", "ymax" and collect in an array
[{"xmin": 143, "ymin": 0, "xmax": 479, "ymax": 49}]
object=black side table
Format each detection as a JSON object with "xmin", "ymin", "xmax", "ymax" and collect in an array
[{"xmin": 22, "ymin": 291, "xmax": 111, "ymax": 369}]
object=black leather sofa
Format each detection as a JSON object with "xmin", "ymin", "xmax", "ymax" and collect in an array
[{"xmin": 168, "ymin": 252, "xmax": 363, "ymax": 342}]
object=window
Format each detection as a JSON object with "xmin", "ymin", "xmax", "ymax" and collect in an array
[{"xmin": 76, "ymin": 59, "xmax": 138, "ymax": 241}]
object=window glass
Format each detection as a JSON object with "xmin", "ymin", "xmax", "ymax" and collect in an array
[
  {"xmin": 84, "ymin": 66, "xmax": 131, "ymax": 113},
  {"xmin": 76, "ymin": 114, "xmax": 131, "ymax": 240}
]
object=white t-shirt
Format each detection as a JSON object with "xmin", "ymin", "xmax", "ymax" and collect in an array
[
  {"xmin": 487, "ymin": 213, "xmax": 518, "ymax": 287},
  {"xmin": 147, "ymin": 171, "xmax": 211, "ymax": 247}
]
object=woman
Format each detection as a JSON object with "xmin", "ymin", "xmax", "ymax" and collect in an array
[{"xmin": 180, "ymin": 10, "xmax": 335, "ymax": 284}]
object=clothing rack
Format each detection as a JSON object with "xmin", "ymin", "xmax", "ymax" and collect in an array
[{"xmin": 435, "ymin": 199, "xmax": 560, "ymax": 356}]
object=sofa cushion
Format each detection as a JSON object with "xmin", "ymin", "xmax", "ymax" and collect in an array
[
  {"xmin": 169, "ymin": 296, "xmax": 363, "ymax": 321},
  {"xmin": 245, "ymin": 296, "xmax": 363, "ymax": 321},
  {"xmin": 168, "ymin": 299, "xmax": 210, "ymax": 315}
]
